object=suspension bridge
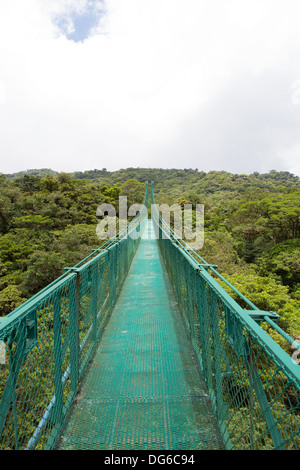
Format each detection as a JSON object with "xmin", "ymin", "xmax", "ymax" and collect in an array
[{"xmin": 0, "ymin": 181, "xmax": 299, "ymax": 450}]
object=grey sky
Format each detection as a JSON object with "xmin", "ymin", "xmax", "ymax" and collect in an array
[{"xmin": 0, "ymin": 0, "xmax": 300, "ymax": 176}]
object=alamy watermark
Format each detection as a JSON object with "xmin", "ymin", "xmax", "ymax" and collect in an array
[
  {"xmin": 291, "ymin": 340, "xmax": 300, "ymax": 365},
  {"xmin": 0, "ymin": 341, "xmax": 6, "ymax": 364},
  {"xmin": 96, "ymin": 197, "xmax": 204, "ymax": 250}
]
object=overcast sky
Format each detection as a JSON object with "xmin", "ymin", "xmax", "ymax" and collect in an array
[{"xmin": 0, "ymin": 0, "xmax": 300, "ymax": 176}]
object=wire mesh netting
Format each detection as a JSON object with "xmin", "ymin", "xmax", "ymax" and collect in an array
[
  {"xmin": 1, "ymin": 181, "xmax": 300, "ymax": 450},
  {"xmin": 151, "ymin": 184, "xmax": 300, "ymax": 450},
  {"xmin": 55, "ymin": 220, "xmax": 224, "ymax": 450},
  {"xmin": 0, "ymin": 187, "xmax": 148, "ymax": 450}
]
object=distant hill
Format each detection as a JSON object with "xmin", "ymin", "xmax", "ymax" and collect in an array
[
  {"xmin": 70, "ymin": 168, "xmax": 300, "ymax": 199},
  {"xmin": 4, "ymin": 167, "xmax": 300, "ymax": 199},
  {"xmin": 70, "ymin": 166, "xmax": 300, "ymax": 185},
  {"xmin": 5, "ymin": 168, "xmax": 59, "ymax": 179}
]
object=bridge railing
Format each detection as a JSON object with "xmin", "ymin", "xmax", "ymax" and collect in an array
[
  {"xmin": 151, "ymin": 182, "xmax": 300, "ymax": 450},
  {"xmin": 0, "ymin": 183, "xmax": 149, "ymax": 450}
]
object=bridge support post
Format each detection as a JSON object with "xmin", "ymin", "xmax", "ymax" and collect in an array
[
  {"xmin": 209, "ymin": 289, "xmax": 226, "ymax": 422},
  {"xmin": 92, "ymin": 264, "xmax": 99, "ymax": 342},
  {"xmin": 69, "ymin": 273, "xmax": 80, "ymax": 395},
  {"xmin": 195, "ymin": 275, "xmax": 209, "ymax": 383},
  {"xmin": 246, "ymin": 343, "xmax": 285, "ymax": 450},
  {"xmin": 51, "ymin": 292, "xmax": 64, "ymax": 425}
]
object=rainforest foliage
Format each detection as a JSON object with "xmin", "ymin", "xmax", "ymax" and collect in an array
[{"xmin": 1, "ymin": 168, "xmax": 299, "ymax": 346}]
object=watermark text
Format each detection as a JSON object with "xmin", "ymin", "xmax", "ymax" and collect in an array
[{"xmin": 96, "ymin": 197, "xmax": 204, "ymax": 249}]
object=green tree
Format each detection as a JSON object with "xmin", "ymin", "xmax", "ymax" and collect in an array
[
  {"xmin": 258, "ymin": 239, "xmax": 300, "ymax": 289},
  {"xmin": 15, "ymin": 175, "xmax": 41, "ymax": 194},
  {"xmin": 40, "ymin": 175, "xmax": 59, "ymax": 192},
  {"xmin": 219, "ymin": 272, "xmax": 300, "ymax": 337},
  {"xmin": 0, "ymin": 285, "xmax": 27, "ymax": 316},
  {"xmin": 21, "ymin": 252, "xmax": 66, "ymax": 296},
  {"xmin": 121, "ymin": 179, "xmax": 145, "ymax": 205}
]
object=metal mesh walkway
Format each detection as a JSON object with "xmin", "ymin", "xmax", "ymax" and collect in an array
[{"xmin": 56, "ymin": 220, "xmax": 223, "ymax": 450}]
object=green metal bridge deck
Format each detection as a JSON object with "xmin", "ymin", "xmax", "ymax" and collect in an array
[
  {"xmin": 56, "ymin": 220, "xmax": 223, "ymax": 450},
  {"xmin": 0, "ymin": 181, "xmax": 299, "ymax": 451}
]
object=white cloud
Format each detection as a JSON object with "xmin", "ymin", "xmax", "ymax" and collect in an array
[{"xmin": 0, "ymin": 0, "xmax": 300, "ymax": 175}]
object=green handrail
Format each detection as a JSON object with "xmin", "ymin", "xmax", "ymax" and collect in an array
[
  {"xmin": 0, "ymin": 183, "xmax": 149, "ymax": 450},
  {"xmin": 1, "ymin": 180, "xmax": 299, "ymax": 450},
  {"xmin": 150, "ymin": 180, "xmax": 300, "ymax": 450}
]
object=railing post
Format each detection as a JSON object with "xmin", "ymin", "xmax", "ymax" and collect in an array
[
  {"xmin": 196, "ymin": 274, "xmax": 209, "ymax": 382},
  {"xmin": 0, "ymin": 322, "xmax": 27, "ymax": 449},
  {"xmin": 246, "ymin": 344, "xmax": 285, "ymax": 450},
  {"xmin": 209, "ymin": 289, "xmax": 225, "ymax": 422},
  {"xmin": 69, "ymin": 274, "xmax": 80, "ymax": 394},
  {"xmin": 199, "ymin": 278, "xmax": 214, "ymax": 392},
  {"xmin": 52, "ymin": 292, "xmax": 64, "ymax": 425},
  {"xmin": 108, "ymin": 246, "xmax": 117, "ymax": 312},
  {"xmin": 92, "ymin": 264, "xmax": 99, "ymax": 342}
]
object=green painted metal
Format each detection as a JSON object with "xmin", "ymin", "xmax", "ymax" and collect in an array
[
  {"xmin": 56, "ymin": 220, "xmax": 223, "ymax": 450},
  {"xmin": 0, "ymin": 184, "xmax": 149, "ymax": 450},
  {"xmin": 0, "ymin": 180, "xmax": 299, "ymax": 450},
  {"xmin": 150, "ymin": 181, "xmax": 300, "ymax": 450}
]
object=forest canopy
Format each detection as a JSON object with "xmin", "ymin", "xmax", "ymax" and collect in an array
[{"xmin": 0, "ymin": 168, "xmax": 299, "ymax": 351}]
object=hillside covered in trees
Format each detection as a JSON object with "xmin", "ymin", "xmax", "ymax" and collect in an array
[{"xmin": 0, "ymin": 168, "xmax": 299, "ymax": 353}]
